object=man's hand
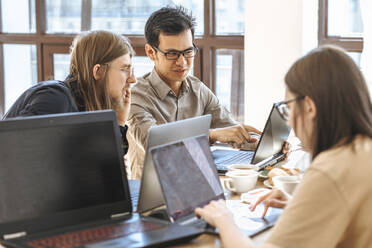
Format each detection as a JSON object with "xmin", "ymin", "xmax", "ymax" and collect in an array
[
  {"xmin": 249, "ymin": 188, "xmax": 289, "ymax": 218},
  {"xmin": 209, "ymin": 124, "xmax": 261, "ymax": 145}
]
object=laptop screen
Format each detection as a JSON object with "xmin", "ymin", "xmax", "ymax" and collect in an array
[
  {"xmin": 252, "ymin": 104, "xmax": 291, "ymax": 164},
  {"xmin": 0, "ymin": 112, "xmax": 128, "ymax": 225},
  {"xmin": 150, "ymin": 135, "xmax": 224, "ymax": 221},
  {"xmin": 138, "ymin": 114, "xmax": 211, "ymax": 214}
]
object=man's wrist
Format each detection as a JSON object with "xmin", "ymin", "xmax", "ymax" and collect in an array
[{"xmin": 209, "ymin": 129, "xmax": 217, "ymax": 144}]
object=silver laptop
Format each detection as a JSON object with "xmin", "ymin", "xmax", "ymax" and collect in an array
[
  {"xmin": 150, "ymin": 135, "xmax": 283, "ymax": 236},
  {"xmin": 136, "ymin": 115, "xmax": 211, "ymax": 213},
  {"xmin": 212, "ymin": 103, "xmax": 291, "ymax": 172}
]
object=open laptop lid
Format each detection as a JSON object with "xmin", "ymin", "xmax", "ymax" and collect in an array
[
  {"xmin": 251, "ymin": 103, "xmax": 291, "ymax": 165},
  {"xmin": 0, "ymin": 111, "xmax": 131, "ymax": 238},
  {"xmin": 137, "ymin": 115, "xmax": 211, "ymax": 213},
  {"xmin": 150, "ymin": 135, "xmax": 224, "ymax": 222}
]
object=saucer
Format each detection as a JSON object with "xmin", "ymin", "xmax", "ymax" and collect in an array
[{"xmin": 258, "ymin": 170, "xmax": 269, "ymax": 179}]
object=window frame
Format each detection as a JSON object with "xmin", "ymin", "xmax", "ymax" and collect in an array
[
  {"xmin": 318, "ymin": 0, "xmax": 363, "ymax": 52},
  {"xmin": 0, "ymin": 0, "xmax": 244, "ymax": 118}
]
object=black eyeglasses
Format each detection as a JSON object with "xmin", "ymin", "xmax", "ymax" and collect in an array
[
  {"xmin": 275, "ymin": 96, "xmax": 305, "ymax": 121},
  {"xmin": 153, "ymin": 44, "xmax": 198, "ymax": 60}
]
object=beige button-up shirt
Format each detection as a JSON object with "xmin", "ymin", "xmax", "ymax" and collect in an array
[{"xmin": 127, "ymin": 69, "xmax": 237, "ymax": 179}]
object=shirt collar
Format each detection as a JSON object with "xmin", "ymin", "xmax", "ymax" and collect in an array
[{"xmin": 148, "ymin": 68, "xmax": 190, "ymax": 100}]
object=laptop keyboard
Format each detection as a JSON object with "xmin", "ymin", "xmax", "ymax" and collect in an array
[
  {"xmin": 179, "ymin": 217, "xmax": 216, "ymax": 234},
  {"xmin": 213, "ymin": 150, "xmax": 254, "ymax": 171},
  {"xmin": 26, "ymin": 220, "xmax": 164, "ymax": 248}
]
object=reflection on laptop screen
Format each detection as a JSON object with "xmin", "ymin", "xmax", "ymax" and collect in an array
[
  {"xmin": 0, "ymin": 119, "xmax": 126, "ymax": 224},
  {"xmin": 151, "ymin": 135, "xmax": 224, "ymax": 221},
  {"xmin": 252, "ymin": 105, "xmax": 291, "ymax": 164}
]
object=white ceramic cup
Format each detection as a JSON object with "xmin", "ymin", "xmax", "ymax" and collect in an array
[
  {"xmin": 224, "ymin": 170, "xmax": 259, "ymax": 194},
  {"xmin": 227, "ymin": 163, "xmax": 258, "ymax": 172},
  {"xmin": 272, "ymin": 176, "xmax": 301, "ymax": 195}
]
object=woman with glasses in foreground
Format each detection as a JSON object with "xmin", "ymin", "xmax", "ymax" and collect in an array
[
  {"xmin": 195, "ymin": 45, "xmax": 372, "ymax": 248},
  {"xmin": 3, "ymin": 30, "xmax": 136, "ymax": 155}
]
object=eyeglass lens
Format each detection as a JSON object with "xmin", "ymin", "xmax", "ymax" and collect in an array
[
  {"xmin": 166, "ymin": 49, "xmax": 196, "ymax": 60},
  {"xmin": 278, "ymin": 104, "xmax": 290, "ymax": 121}
]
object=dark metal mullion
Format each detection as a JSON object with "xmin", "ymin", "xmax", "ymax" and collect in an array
[
  {"xmin": 28, "ymin": 0, "xmax": 33, "ymax": 32},
  {"xmin": 200, "ymin": 0, "xmax": 214, "ymax": 90},
  {"xmin": 81, "ymin": 0, "xmax": 92, "ymax": 31},
  {"xmin": 36, "ymin": 0, "xmax": 46, "ymax": 81},
  {"xmin": 0, "ymin": 34, "xmax": 147, "ymax": 45},
  {"xmin": 0, "ymin": 0, "xmax": 4, "ymax": 116},
  {"xmin": 0, "ymin": 44, "xmax": 4, "ymax": 117},
  {"xmin": 0, "ymin": 0, "xmax": 2, "ymax": 33},
  {"xmin": 204, "ymin": 0, "xmax": 211, "ymax": 36},
  {"xmin": 318, "ymin": 0, "xmax": 327, "ymax": 45},
  {"xmin": 318, "ymin": 37, "xmax": 363, "ymax": 52},
  {"xmin": 210, "ymin": 0, "xmax": 216, "ymax": 36},
  {"xmin": 209, "ymin": 0, "xmax": 217, "ymax": 93},
  {"xmin": 199, "ymin": 0, "xmax": 209, "ymax": 87},
  {"xmin": 210, "ymin": 47, "xmax": 216, "ymax": 93}
]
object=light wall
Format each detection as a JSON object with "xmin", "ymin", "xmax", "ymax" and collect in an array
[{"xmin": 244, "ymin": 0, "xmax": 317, "ymax": 129}]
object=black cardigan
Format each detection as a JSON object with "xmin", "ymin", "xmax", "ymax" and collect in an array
[{"xmin": 3, "ymin": 80, "xmax": 129, "ymax": 155}]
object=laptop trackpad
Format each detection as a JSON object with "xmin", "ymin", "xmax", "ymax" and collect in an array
[{"xmin": 85, "ymin": 232, "xmax": 146, "ymax": 247}]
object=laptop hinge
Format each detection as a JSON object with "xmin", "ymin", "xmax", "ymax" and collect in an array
[
  {"xmin": 110, "ymin": 212, "xmax": 130, "ymax": 219},
  {"xmin": 178, "ymin": 216, "xmax": 198, "ymax": 226},
  {"xmin": 3, "ymin": 231, "xmax": 27, "ymax": 240}
]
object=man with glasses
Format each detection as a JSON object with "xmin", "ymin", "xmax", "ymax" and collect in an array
[{"xmin": 127, "ymin": 6, "xmax": 260, "ymax": 179}]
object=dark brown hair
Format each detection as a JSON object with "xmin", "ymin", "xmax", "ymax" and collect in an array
[
  {"xmin": 285, "ymin": 45, "xmax": 372, "ymax": 158},
  {"xmin": 145, "ymin": 5, "xmax": 196, "ymax": 48},
  {"xmin": 67, "ymin": 30, "xmax": 134, "ymax": 111}
]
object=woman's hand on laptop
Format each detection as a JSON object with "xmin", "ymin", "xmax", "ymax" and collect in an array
[
  {"xmin": 195, "ymin": 199, "xmax": 233, "ymax": 228},
  {"xmin": 209, "ymin": 124, "xmax": 261, "ymax": 145},
  {"xmin": 195, "ymin": 200, "xmax": 256, "ymax": 248},
  {"xmin": 249, "ymin": 188, "xmax": 289, "ymax": 218}
]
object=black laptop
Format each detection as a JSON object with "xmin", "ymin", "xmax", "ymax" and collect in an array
[
  {"xmin": 0, "ymin": 110, "xmax": 203, "ymax": 248},
  {"xmin": 212, "ymin": 103, "xmax": 291, "ymax": 173},
  {"xmin": 150, "ymin": 135, "xmax": 283, "ymax": 236}
]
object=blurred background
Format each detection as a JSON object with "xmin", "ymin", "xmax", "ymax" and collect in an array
[{"xmin": 0, "ymin": 0, "xmax": 369, "ymax": 128}]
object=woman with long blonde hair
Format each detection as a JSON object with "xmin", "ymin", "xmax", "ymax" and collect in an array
[{"xmin": 4, "ymin": 30, "xmax": 136, "ymax": 155}]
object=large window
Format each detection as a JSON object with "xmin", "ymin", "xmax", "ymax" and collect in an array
[
  {"xmin": 319, "ymin": 0, "xmax": 363, "ymax": 65},
  {"xmin": 0, "ymin": 0, "xmax": 244, "ymax": 121},
  {"xmin": 319, "ymin": 0, "xmax": 372, "ymax": 94}
]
